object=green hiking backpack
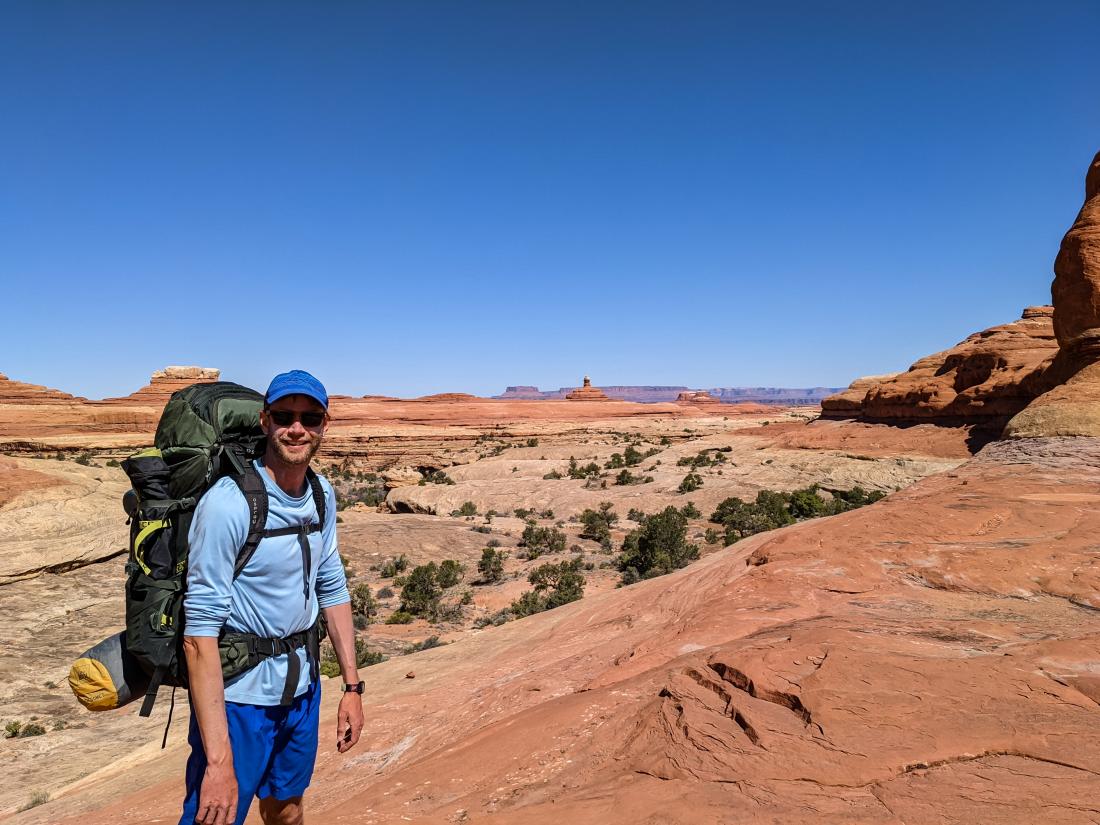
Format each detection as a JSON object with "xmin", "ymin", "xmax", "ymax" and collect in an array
[{"xmin": 121, "ymin": 381, "xmax": 325, "ymax": 721}]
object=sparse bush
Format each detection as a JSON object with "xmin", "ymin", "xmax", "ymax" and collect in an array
[
  {"xmin": 106, "ymin": 458, "xmax": 121, "ymax": 468},
  {"xmin": 454, "ymin": 501, "xmax": 478, "ymax": 517},
  {"xmin": 627, "ymin": 508, "xmax": 647, "ymax": 523},
  {"xmin": 470, "ymin": 525, "xmax": 492, "ymax": 534},
  {"xmin": 526, "ymin": 438, "xmax": 539, "ymax": 447},
  {"xmin": 519, "ymin": 524, "xmax": 566, "ymax": 558},
  {"xmin": 385, "ymin": 610, "xmax": 415, "ymax": 625},
  {"xmin": 422, "ymin": 470, "xmax": 456, "ymax": 485},
  {"xmin": 404, "ymin": 635, "xmax": 447, "ymax": 654},
  {"xmin": 617, "ymin": 507, "xmax": 699, "ymax": 583},
  {"xmin": 400, "ymin": 563, "xmax": 443, "ymax": 618},
  {"xmin": 19, "ymin": 722, "xmax": 46, "ymax": 737},
  {"xmin": 17, "ymin": 791, "xmax": 49, "ymax": 812},
  {"xmin": 380, "ymin": 554, "xmax": 409, "ymax": 578},
  {"xmin": 5, "ymin": 721, "xmax": 21, "ymax": 738},
  {"xmin": 509, "ymin": 558, "xmax": 586, "ymax": 617},
  {"xmin": 623, "ymin": 445, "xmax": 644, "ymax": 466},
  {"xmin": 320, "ymin": 637, "xmax": 384, "ymax": 676},
  {"xmin": 678, "ymin": 472, "xmax": 703, "ymax": 493},
  {"xmin": 543, "ymin": 470, "xmax": 563, "ymax": 480},
  {"xmin": 705, "ymin": 528, "xmax": 721, "ymax": 544},
  {"xmin": 579, "ymin": 502, "xmax": 618, "ymax": 549},
  {"xmin": 438, "ymin": 559, "xmax": 465, "ymax": 588},
  {"xmin": 376, "ymin": 586, "xmax": 395, "ymax": 599},
  {"xmin": 350, "ymin": 583, "xmax": 378, "ymax": 625},
  {"xmin": 680, "ymin": 502, "xmax": 702, "ymax": 519},
  {"xmin": 478, "ymin": 547, "xmax": 506, "ymax": 583}
]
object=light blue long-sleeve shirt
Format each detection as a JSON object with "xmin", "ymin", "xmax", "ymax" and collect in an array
[{"xmin": 184, "ymin": 459, "xmax": 349, "ymax": 705}]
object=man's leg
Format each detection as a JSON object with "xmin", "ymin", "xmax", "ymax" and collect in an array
[
  {"xmin": 179, "ymin": 699, "xmax": 277, "ymax": 825},
  {"xmin": 257, "ymin": 681, "xmax": 321, "ymax": 821},
  {"xmin": 258, "ymin": 795, "xmax": 304, "ymax": 825}
]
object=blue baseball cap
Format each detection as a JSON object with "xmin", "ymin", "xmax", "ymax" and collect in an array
[{"xmin": 265, "ymin": 370, "xmax": 329, "ymax": 409}]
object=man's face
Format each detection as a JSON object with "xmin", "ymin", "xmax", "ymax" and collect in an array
[{"xmin": 260, "ymin": 394, "xmax": 328, "ymax": 468}]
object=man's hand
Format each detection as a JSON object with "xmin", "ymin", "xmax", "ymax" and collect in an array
[
  {"xmin": 336, "ymin": 690, "xmax": 364, "ymax": 753},
  {"xmin": 195, "ymin": 760, "xmax": 238, "ymax": 825}
]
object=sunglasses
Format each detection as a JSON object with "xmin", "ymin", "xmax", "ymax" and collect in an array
[{"xmin": 267, "ymin": 410, "xmax": 326, "ymax": 428}]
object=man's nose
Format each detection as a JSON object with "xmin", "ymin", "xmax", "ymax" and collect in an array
[{"xmin": 287, "ymin": 418, "xmax": 308, "ymax": 435}]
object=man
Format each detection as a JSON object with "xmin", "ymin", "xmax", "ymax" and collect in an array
[{"xmin": 180, "ymin": 370, "xmax": 364, "ymax": 825}]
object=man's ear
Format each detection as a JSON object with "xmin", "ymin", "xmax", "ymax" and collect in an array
[{"xmin": 259, "ymin": 408, "xmax": 269, "ymax": 429}]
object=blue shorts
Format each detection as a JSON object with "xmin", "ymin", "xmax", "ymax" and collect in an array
[{"xmin": 179, "ymin": 681, "xmax": 321, "ymax": 825}]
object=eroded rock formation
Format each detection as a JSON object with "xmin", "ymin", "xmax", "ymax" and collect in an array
[
  {"xmin": 676, "ymin": 390, "xmax": 720, "ymax": 404},
  {"xmin": 822, "ymin": 307, "xmax": 1057, "ymax": 428},
  {"xmin": 99, "ymin": 366, "xmax": 220, "ymax": 405},
  {"xmin": 0, "ymin": 372, "xmax": 84, "ymax": 404},
  {"xmin": 565, "ymin": 375, "xmax": 611, "ymax": 401},
  {"xmin": 1006, "ymin": 151, "xmax": 1100, "ymax": 437}
]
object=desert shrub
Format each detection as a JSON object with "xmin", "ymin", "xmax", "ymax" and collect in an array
[
  {"xmin": 567, "ymin": 457, "xmax": 601, "ymax": 480},
  {"xmin": 320, "ymin": 637, "xmax": 384, "ymax": 676},
  {"xmin": 400, "ymin": 563, "xmax": 443, "ymax": 617},
  {"xmin": 614, "ymin": 469, "xmax": 647, "ymax": 486},
  {"xmin": 540, "ymin": 509, "xmax": 554, "ymax": 519},
  {"xmin": 19, "ymin": 722, "xmax": 46, "ymax": 737},
  {"xmin": 486, "ymin": 538, "xmax": 502, "ymax": 548},
  {"xmin": 17, "ymin": 791, "xmax": 49, "ymax": 812},
  {"xmin": 54, "ymin": 451, "xmax": 65, "ymax": 461},
  {"xmin": 514, "ymin": 507, "xmax": 533, "ymax": 520},
  {"xmin": 509, "ymin": 558, "xmax": 586, "ymax": 617},
  {"xmin": 680, "ymin": 502, "xmax": 702, "ymax": 519},
  {"xmin": 678, "ymin": 472, "xmax": 703, "ymax": 493},
  {"xmin": 704, "ymin": 528, "xmax": 721, "ymax": 544},
  {"xmin": 519, "ymin": 524, "xmax": 566, "ymax": 557},
  {"xmin": 470, "ymin": 525, "xmax": 492, "ymax": 534},
  {"xmin": 380, "ymin": 554, "xmax": 409, "ymax": 578},
  {"xmin": 478, "ymin": 547, "xmax": 506, "ymax": 583},
  {"xmin": 617, "ymin": 506, "xmax": 700, "ymax": 583},
  {"xmin": 543, "ymin": 469, "xmax": 563, "ymax": 480},
  {"xmin": 660, "ymin": 436, "xmax": 672, "ymax": 446},
  {"xmin": 376, "ymin": 586, "xmax": 395, "ymax": 599},
  {"xmin": 605, "ymin": 452, "xmax": 625, "ymax": 469},
  {"xmin": 350, "ymin": 583, "xmax": 378, "ymax": 625},
  {"xmin": 623, "ymin": 445, "xmax": 645, "ymax": 466},
  {"xmin": 106, "ymin": 458, "xmax": 121, "ymax": 467},
  {"xmin": 5, "ymin": 721, "xmax": 21, "ymax": 738},
  {"xmin": 404, "ymin": 635, "xmax": 447, "ymax": 654},
  {"xmin": 579, "ymin": 502, "xmax": 618, "ymax": 549},
  {"xmin": 340, "ymin": 553, "xmax": 353, "ymax": 576},
  {"xmin": 74, "ymin": 452, "xmax": 93, "ymax": 465},
  {"xmin": 454, "ymin": 501, "xmax": 478, "ymax": 517},
  {"xmin": 438, "ymin": 559, "xmax": 465, "ymax": 588},
  {"xmin": 627, "ymin": 508, "xmax": 648, "ymax": 523},
  {"xmin": 789, "ymin": 485, "xmax": 828, "ymax": 519},
  {"xmin": 385, "ymin": 610, "xmax": 415, "ymax": 625},
  {"xmin": 526, "ymin": 438, "xmax": 539, "ymax": 447},
  {"xmin": 421, "ymin": 470, "xmax": 456, "ymax": 485}
]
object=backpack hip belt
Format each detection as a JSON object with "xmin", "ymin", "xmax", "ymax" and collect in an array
[{"xmin": 219, "ymin": 620, "xmax": 322, "ymax": 706}]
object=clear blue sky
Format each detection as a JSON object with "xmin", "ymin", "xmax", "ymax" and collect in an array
[{"xmin": 2, "ymin": 2, "xmax": 1098, "ymax": 399}]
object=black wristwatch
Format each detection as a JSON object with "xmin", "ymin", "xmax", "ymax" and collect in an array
[{"xmin": 342, "ymin": 681, "xmax": 365, "ymax": 694}]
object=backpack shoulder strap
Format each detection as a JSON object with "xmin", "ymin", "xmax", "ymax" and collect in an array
[
  {"xmin": 306, "ymin": 467, "xmax": 326, "ymax": 529},
  {"xmin": 230, "ymin": 464, "xmax": 269, "ymax": 579}
]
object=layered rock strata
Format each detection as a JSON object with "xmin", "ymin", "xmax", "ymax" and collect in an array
[
  {"xmin": 565, "ymin": 376, "xmax": 611, "ymax": 401},
  {"xmin": 98, "ymin": 366, "xmax": 220, "ymax": 405},
  {"xmin": 822, "ymin": 307, "xmax": 1057, "ymax": 427},
  {"xmin": 0, "ymin": 373, "xmax": 84, "ymax": 404},
  {"xmin": 1006, "ymin": 151, "xmax": 1100, "ymax": 437}
]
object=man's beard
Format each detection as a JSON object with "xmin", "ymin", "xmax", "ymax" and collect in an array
[{"xmin": 270, "ymin": 435, "xmax": 322, "ymax": 467}]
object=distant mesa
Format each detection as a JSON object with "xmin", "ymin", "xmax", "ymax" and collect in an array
[
  {"xmin": 565, "ymin": 376, "xmax": 611, "ymax": 401},
  {"xmin": 0, "ymin": 372, "xmax": 85, "ymax": 404},
  {"xmin": 99, "ymin": 366, "xmax": 221, "ymax": 405},
  {"xmin": 676, "ymin": 390, "xmax": 720, "ymax": 404},
  {"xmin": 498, "ymin": 384, "xmax": 840, "ymax": 404},
  {"xmin": 415, "ymin": 393, "xmax": 479, "ymax": 403}
]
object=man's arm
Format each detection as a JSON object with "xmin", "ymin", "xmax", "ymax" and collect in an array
[
  {"xmin": 321, "ymin": 602, "xmax": 364, "ymax": 753},
  {"xmin": 183, "ymin": 637, "xmax": 237, "ymax": 825},
  {"xmin": 182, "ymin": 483, "xmax": 248, "ymax": 825}
]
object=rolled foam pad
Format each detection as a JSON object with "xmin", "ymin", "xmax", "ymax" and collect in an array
[{"xmin": 68, "ymin": 631, "xmax": 150, "ymax": 711}]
